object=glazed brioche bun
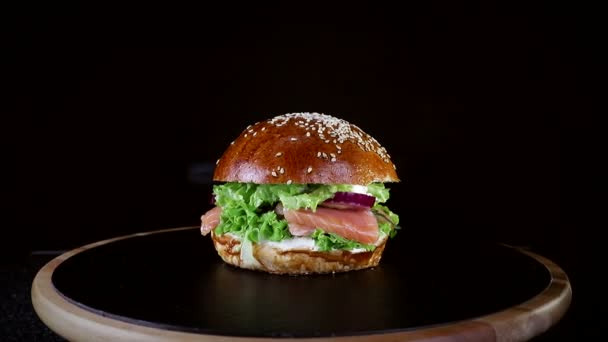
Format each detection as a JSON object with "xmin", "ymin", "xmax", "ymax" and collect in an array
[
  {"xmin": 209, "ymin": 112, "xmax": 399, "ymax": 275},
  {"xmin": 214, "ymin": 112, "xmax": 399, "ymax": 185}
]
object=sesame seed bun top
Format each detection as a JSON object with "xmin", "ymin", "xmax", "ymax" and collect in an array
[{"xmin": 213, "ymin": 112, "xmax": 399, "ymax": 185}]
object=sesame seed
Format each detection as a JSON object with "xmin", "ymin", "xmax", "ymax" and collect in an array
[
  {"xmin": 286, "ymin": 179, "xmax": 292, "ymax": 185},
  {"xmin": 280, "ymin": 167, "xmax": 285, "ymax": 174},
  {"xmin": 261, "ymin": 127, "xmax": 266, "ymax": 131},
  {"xmin": 271, "ymin": 171, "xmax": 278, "ymax": 177},
  {"xmin": 216, "ymin": 159, "xmax": 220, "ymax": 165},
  {"xmin": 230, "ymin": 141, "xmax": 235, "ymax": 145},
  {"xmin": 244, "ymin": 133, "xmax": 248, "ymax": 137},
  {"xmin": 317, "ymin": 152, "xmax": 322, "ymax": 157},
  {"xmin": 265, "ymin": 112, "xmax": 394, "ymax": 164},
  {"xmin": 306, "ymin": 132, "xmax": 311, "ymax": 137},
  {"xmin": 331, "ymin": 157, "xmax": 336, "ymax": 162},
  {"xmin": 336, "ymin": 145, "xmax": 341, "ymax": 149},
  {"xmin": 322, "ymin": 152, "xmax": 327, "ymax": 158},
  {"xmin": 253, "ymin": 132, "xmax": 257, "ymax": 136},
  {"xmin": 307, "ymin": 166, "xmax": 313, "ymax": 173},
  {"xmin": 330, "ymin": 153, "xmax": 336, "ymax": 158},
  {"xmin": 275, "ymin": 152, "xmax": 283, "ymax": 157},
  {"xmin": 290, "ymin": 137, "xmax": 298, "ymax": 141}
]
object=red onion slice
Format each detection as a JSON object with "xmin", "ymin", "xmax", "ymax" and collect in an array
[{"xmin": 321, "ymin": 192, "xmax": 375, "ymax": 210}]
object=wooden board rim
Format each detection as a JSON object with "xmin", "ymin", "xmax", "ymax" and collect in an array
[{"xmin": 31, "ymin": 227, "xmax": 572, "ymax": 342}]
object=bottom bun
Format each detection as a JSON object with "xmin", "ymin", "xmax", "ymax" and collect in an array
[{"xmin": 210, "ymin": 231, "xmax": 388, "ymax": 275}]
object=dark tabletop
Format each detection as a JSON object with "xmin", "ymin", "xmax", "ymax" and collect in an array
[
  {"xmin": 1, "ymin": 255, "xmax": 65, "ymax": 342},
  {"xmin": 2, "ymin": 246, "xmax": 574, "ymax": 341}
]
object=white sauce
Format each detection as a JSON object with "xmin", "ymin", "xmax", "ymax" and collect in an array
[
  {"xmin": 349, "ymin": 247, "xmax": 367, "ymax": 253},
  {"xmin": 226, "ymin": 230, "xmax": 387, "ymax": 258},
  {"xmin": 265, "ymin": 237, "xmax": 318, "ymax": 251},
  {"xmin": 239, "ymin": 236, "xmax": 262, "ymax": 268},
  {"xmin": 350, "ymin": 185, "xmax": 368, "ymax": 194},
  {"xmin": 263, "ymin": 234, "xmax": 387, "ymax": 254}
]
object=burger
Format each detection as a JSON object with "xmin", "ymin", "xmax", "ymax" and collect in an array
[{"xmin": 200, "ymin": 112, "xmax": 400, "ymax": 274}]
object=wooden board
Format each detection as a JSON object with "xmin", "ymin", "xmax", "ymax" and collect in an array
[{"xmin": 32, "ymin": 227, "xmax": 571, "ymax": 341}]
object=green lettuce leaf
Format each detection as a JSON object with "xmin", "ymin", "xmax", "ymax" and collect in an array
[
  {"xmin": 214, "ymin": 183, "xmax": 369, "ymax": 212},
  {"xmin": 311, "ymin": 229, "xmax": 376, "ymax": 252},
  {"xmin": 215, "ymin": 206, "xmax": 291, "ymax": 242},
  {"xmin": 212, "ymin": 182, "xmax": 398, "ymax": 247},
  {"xmin": 213, "ymin": 183, "xmax": 291, "ymax": 242},
  {"xmin": 373, "ymin": 204, "xmax": 400, "ymax": 225},
  {"xmin": 373, "ymin": 204, "xmax": 400, "ymax": 238},
  {"xmin": 379, "ymin": 222, "xmax": 392, "ymax": 236},
  {"xmin": 250, "ymin": 184, "xmax": 306, "ymax": 208},
  {"xmin": 278, "ymin": 184, "xmax": 354, "ymax": 211},
  {"xmin": 367, "ymin": 183, "xmax": 391, "ymax": 203}
]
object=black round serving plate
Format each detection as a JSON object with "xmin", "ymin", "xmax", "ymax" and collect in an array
[{"xmin": 49, "ymin": 227, "xmax": 551, "ymax": 338}]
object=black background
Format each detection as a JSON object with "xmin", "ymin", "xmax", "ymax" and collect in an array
[{"xmin": 7, "ymin": 4, "xmax": 582, "ymax": 339}]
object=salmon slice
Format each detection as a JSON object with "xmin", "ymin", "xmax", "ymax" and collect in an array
[
  {"xmin": 283, "ymin": 207, "xmax": 378, "ymax": 244},
  {"xmin": 201, "ymin": 206, "xmax": 222, "ymax": 236}
]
